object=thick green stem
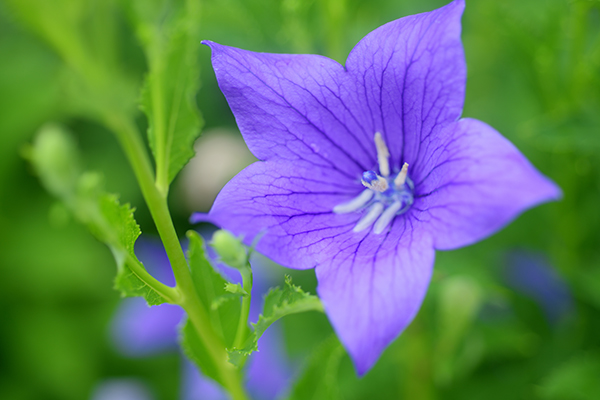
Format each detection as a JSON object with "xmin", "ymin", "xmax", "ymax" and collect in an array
[
  {"xmin": 234, "ymin": 266, "xmax": 253, "ymax": 349},
  {"xmin": 104, "ymin": 113, "xmax": 248, "ymax": 400}
]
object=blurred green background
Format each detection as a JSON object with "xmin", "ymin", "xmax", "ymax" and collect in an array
[{"xmin": 1, "ymin": 0, "xmax": 599, "ymax": 399}]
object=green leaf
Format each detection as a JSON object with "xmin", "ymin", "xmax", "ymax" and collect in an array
[
  {"xmin": 228, "ymin": 276, "xmax": 324, "ymax": 366},
  {"xmin": 29, "ymin": 124, "xmax": 170, "ymax": 305},
  {"xmin": 211, "ymin": 283, "xmax": 248, "ymax": 311},
  {"xmin": 287, "ymin": 335, "xmax": 344, "ymax": 400},
  {"xmin": 180, "ymin": 231, "xmax": 243, "ymax": 385},
  {"xmin": 5, "ymin": 0, "xmax": 138, "ymax": 118},
  {"xmin": 89, "ymin": 191, "xmax": 164, "ymax": 306},
  {"xmin": 538, "ymin": 351, "xmax": 600, "ymax": 400},
  {"xmin": 434, "ymin": 276, "xmax": 483, "ymax": 385},
  {"xmin": 186, "ymin": 231, "xmax": 242, "ymax": 337},
  {"xmin": 179, "ymin": 318, "xmax": 223, "ymax": 387},
  {"xmin": 130, "ymin": 0, "xmax": 203, "ymax": 189},
  {"xmin": 225, "ymin": 282, "xmax": 248, "ymax": 296}
]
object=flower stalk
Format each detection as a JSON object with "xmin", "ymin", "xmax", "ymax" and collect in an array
[
  {"xmin": 104, "ymin": 112, "xmax": 249, "ymax": 400},
  {"xmin": 234, "ymin": 266, "xmax": 253, "ymax": 350}
]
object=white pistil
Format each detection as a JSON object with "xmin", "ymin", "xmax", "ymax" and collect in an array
[
  {"xmin": 373, "ymin": 200, "xmax": 403, "ymax": 234},
  {"xmin": 361, "ymin": 175, "xmax": 389, "ymax": 192},
  {"xmin": 333, "ymin": 189, "xmax": 374, "ymax": 214},
  {"xmin": 353, "ymin": 202, "xmax": 384, "ymax": 232},
  {"xmin": 394, "ymin": 162, "xmax": 409, "ymax": 188},
  {"xmin": 374, "ymin": 132, "xmax": 390, "ymax": 177}
]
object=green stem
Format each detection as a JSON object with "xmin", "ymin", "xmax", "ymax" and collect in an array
[
  {"xmin": 104, "ymin": 113, "xmax": 248, "ymax": 400},
  {"xmin": 234, "ymin": 266, "xmax": 253, "ymax": 349},
  {"xmin": 150, "ymin": 60, "xmax": 169, "ymax": 195},
  {"xmin": 125, "ymin": 254, "xmax": 180, "ymax": 304}
]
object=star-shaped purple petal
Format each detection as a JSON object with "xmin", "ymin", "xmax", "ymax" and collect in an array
[{"xmin": 194, "ymin": 0, "xmax": 561, "ymax": 374}]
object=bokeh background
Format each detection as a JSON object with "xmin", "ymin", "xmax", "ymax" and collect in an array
[{"xmin": 1, "ymin": 0, "xmax": 599, "ymax": 399}]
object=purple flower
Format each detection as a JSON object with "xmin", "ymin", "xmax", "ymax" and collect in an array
[
  {"xmin": 193, "ymin": 0, "xmax": 560, "ymax": 374},
  {"xmin": 111, "ymin": 237, "xmax": 294, "ymax": 400}
]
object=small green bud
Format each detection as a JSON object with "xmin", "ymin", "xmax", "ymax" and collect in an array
[
  {"xmin": 30, "ymin": 124, "xmax": 81, "ymax": 198},
  {"xmin": 211, "ymin": 229, "xmax": 247, "ymax": 270}
]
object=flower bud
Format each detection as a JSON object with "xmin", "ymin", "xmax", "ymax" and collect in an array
[
  {"xmin": 211, "ymin": 229, "xmax": 247, "ymax": 270},
  {"xmin": 29, "ymin": 124, "xmax": 81, "ymax": 198}
]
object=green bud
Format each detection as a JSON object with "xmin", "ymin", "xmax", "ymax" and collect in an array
[
  {"xmin": 211, "ymin": 229, "xmax": 247, "ymax": 270},
  {"xmin": 29, "ymin": 124, "xmax": 81, "ymax": 198}
]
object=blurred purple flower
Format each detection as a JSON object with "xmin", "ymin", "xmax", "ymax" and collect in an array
[
  {"xmin": 91, "ymin": 378, "xmax": 154, "ymax": 400},
  {"xmin": 505, "ymin": 250, "xmax": 573, "ymax": 325},
  {"xmin": 111, "ymin": 237, "xmax": 294, "ymax": 400},
  {"xmin": 193, "ymin": 0, "xmax": 560, "ymax": 374}
]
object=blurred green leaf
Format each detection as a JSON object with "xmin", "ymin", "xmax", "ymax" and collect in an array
[
  {"xmin": 228, "ymin": 276, "xmax": 323, "ymax": 366},
  {"xmin": 130, "ymin": 0, "xmax": 203, "ymax": 189},
  {"xmin": 5, "ymin": 0, "xmax": 138, "ymax": 118},
  {"xmin": 538, "ymin": 351, "xmax": 600, "ymax": 400},
  {"xmin": 28, "ymin": 124, "xmax": 169, "ymax": 305},
  {"xmin": 288, "ymin": 335, "xmax": 344, "ymax": 400},
  {"xmin": 434, "ymin": 276, "xmax": 484, "ymax": 385},
  {"xmin": 574, "ymin": 264, "xmax": 600, "ymax": 310}
]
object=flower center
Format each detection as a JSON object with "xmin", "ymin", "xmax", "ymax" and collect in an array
[{"xmin": 333, "ymin": 133, "xmax": 414, "ymax": 234}]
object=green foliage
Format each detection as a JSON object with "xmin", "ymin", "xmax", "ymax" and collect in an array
[
  {"xmin": 434, "ymin": 276, "xmax": 483, "ymax": 385},
  {"xmin": 288, "ymin": 335, "xmax": 345, "ymax": 400},
  {"xmin": 28, "ymin": 124, "xmax": 169, "ymax": 305},
  {"xmin": 3, "ymin": 0, "xmax": 600, "ymax": 398},
  {"xmin": 186, "ymin": 231, "xmax": 242, "ymax": 347},
  {"xmin": 180, "ymin": 231, "xmax": 242, "ymax": 383},
  {"xmin": 27, "ymin": 124, "xmax": 81, "ymax": 198},
  {"xmin": 538, "ymin": 352, "xmax": 600, "ymax": 400},
  {"xmin": 179, "ymin": 318, "xmax": 224, "ymax": 387},
  {"xmin": 228, "ymin": 276, "xmax": 323, "ymax": 366},
  {"xmin": 211, "ymin": 283, "xmax": 248, "ymax": 311},
  {"xmin": 4, "ymin": 0, "xmax": 138, "ymax": 118},
  {"xmin": 129, "ymin": 0, "xmax": 203, "ymax": 189}
]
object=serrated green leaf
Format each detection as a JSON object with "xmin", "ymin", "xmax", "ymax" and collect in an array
[
  {"xmin": 256, "ymin": 276, "xmax": 324, "ymax": 339},
  {"xmin": 29, "ymin": 124, "xmax": 170, "ymax": 306},
  {"xmin": 211, "ymin": 293, "xmax": 243, "ymax": 311},
  {"xmin": 179, "ymin": 318, "xmax": 223, "ymax": 387},
  {"xmin": 225, "ymin": 282, "xmax": 248, "ymax": 295},
  {"xmin": 89, "ymin": 192, "xmax": 165, "ymax": 306},
  {"xmin": 227, "ymin": 276, "xmax": 324, "ymax": 366},
  {"xmin": 211, "ymin": 283, "xmax": 248, "ymax": 311},
  {"xmin": 130, "ymin": 0, "xmax": 203, "ymax": 188},
  {"xmin": 186, "ymin": 231, "xmax": 241, "ymax": 347},
  {"xmin": 182, "ymin": 231, "xmax": 243, "ymax": 384},
  {"xmin": 287, "ymin": 335, "xmax": 344, "ymax": 400}
]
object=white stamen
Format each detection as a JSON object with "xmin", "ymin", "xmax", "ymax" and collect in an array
[
  {"xmin": 333, "ymin": 189, "xmax": 374, "ymax": 214},
  {"xmin": 361, "ymin": 175, "xmax": 389, "ymax": 192},
  {"xmin": 374, "ymin": 132, "xmax": 390, "ymax": 177},
  {"xmin": 394, "ymin": 162, "xmax": 409, "ymax": 188},
  {"xmin": 353, "ymin": 202, "xmax": 384, "ymax": 232},
  {"xmin": 373, "ymin": 201, "xmax": 403, "ymax": 234}
]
